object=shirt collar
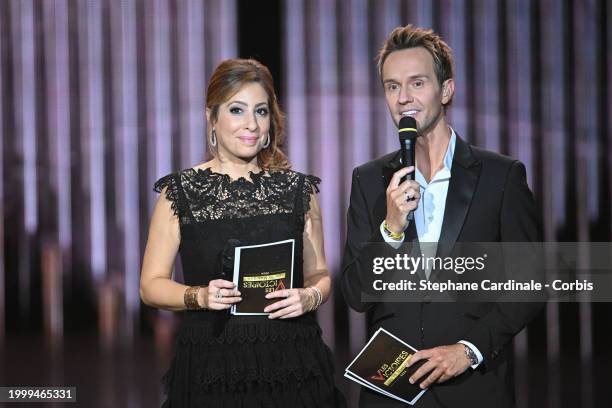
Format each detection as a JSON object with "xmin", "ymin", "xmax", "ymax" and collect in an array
[{"xmin": 415, "ymin": 127, "xmax": 456, "ymax": 187}]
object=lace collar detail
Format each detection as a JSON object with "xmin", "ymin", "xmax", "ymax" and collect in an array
[
  {"xmin": 177, "ymin": 168, "xmax": 303, "ymax": 221},
  {"xmin": 187, "ymin": 167, "xmax": 269, "ymax": 188},
  {"xmin": 154, "ymin": 168, "xmax": 320, "ymax": 222}
]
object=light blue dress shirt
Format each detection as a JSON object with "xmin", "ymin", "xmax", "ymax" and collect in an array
[
  {"xmin": 380, "ymin": 127, "xmax": 483, "ymax": 368},
  {"xmin": 413, "ymin": 129, "xmax": 455, "ymax": 246}
]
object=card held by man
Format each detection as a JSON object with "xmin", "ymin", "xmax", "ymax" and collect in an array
[{"xmin": 345, "ymin": 328, "xmax": 428, "ymax": 405}]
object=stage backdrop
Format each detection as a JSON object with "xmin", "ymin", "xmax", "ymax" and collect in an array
[{"xmin": 1, "ymin": 0, "xmax": 611, "ymax": 407}]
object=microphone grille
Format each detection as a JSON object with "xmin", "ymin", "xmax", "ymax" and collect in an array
[
  {"xmin": 399, "ymin": 116, "xmax": 416, "ymax": 131},
  {"xmin": 399, "ymin": 116, "xmax": 417, "ymax": 141}
]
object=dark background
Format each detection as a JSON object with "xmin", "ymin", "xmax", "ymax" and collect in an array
[{"xmin": 2, "ymin": 0, "xmax": 611, "ymax": 407}]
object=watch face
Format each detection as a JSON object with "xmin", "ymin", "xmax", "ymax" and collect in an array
[{"xmin": 465, "ymin": 346, "xmax": 477, "ymax": 365}]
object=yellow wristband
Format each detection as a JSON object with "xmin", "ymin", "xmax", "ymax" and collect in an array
[{"xmin": 382, "ymin": 220, "xmax": 404, "ymax": 241}]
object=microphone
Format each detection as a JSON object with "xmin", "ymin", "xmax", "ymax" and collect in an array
[
  {"xmin": 398, "ymin": 116, "xmax": 417, "ymax": 184},
  {"xmin": 219, "ymin": 239, "xmax": 241, "ymax": 278},
  {"xmin": 214, "ymin": 239, "xmax": 241, "ymax": 334}
]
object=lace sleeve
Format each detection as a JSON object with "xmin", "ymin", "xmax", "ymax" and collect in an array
[
  {"xmin": 153, "ymin": 173, "xmax": 181, "ymax": 218},
  {"xmin": 302, "ymin": 174, "xmax": 321, "ymax": 214}
]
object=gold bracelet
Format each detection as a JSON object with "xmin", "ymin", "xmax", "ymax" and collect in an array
[
  {"xmin": 311, "ymin": 286, "xmax": 323, "ymax": 310},
  {"xmin": 303, "ymin": 288, "xmax": 314, "ymax": 312},
  {"xmin": 305, "ymin": 286, "xmax": 323, "ymax": 311},
  {"xmin": 184, "ymin": 286, "xmax": 204, "ymax": 310},
  {"xmin": 302, "ymin": 287, "xmax": 314, "ymax": 312},
  {"xmin": 382, "ymin": 220, "xmax": 405, "ymax": 241}
]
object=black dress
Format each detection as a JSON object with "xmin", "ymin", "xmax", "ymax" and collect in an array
[{"xmin": 153, "ymin": 167, "xmax": 345, "ymax": 408}]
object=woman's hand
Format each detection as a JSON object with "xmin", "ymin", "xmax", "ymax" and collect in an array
[
  {"xmin": 200, "ymin": 279, "xmax": 242, "ymax": 310},
  {"xmin": 264, "ymin": 288, "xmax": 315, "ymax": 319}
]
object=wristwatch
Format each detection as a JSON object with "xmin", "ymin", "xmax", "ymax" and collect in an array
[{"xmin": 463, "ymin": 344, "xmax": 478, "ymax": 366}]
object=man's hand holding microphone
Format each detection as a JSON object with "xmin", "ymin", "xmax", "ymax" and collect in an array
[{"xmin": 384, "ymin": 116, "xmax": 420, "ymax": 237}]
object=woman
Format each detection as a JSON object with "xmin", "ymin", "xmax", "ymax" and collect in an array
[{"xmin": 140, "ymin": 59, "xmax": 345, "ymax": 407}]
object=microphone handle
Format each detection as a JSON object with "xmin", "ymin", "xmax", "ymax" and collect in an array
[
  {"xmin": 400, "ymin": 138, "xmax": 416, "ymax": 222},
  {"xmin": 400, "ymin": 138, "xmax": 415, "ymax": 183}
]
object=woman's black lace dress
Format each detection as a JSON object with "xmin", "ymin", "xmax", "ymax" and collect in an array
[{"xmin": 153, "ymin": 167, "xmax": 345, "ymax": 408}]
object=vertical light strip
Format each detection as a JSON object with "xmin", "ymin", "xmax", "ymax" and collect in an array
[
  {"xmin": 15, "ymin": 0, "xmax": 38, "ymax": 233},
  {"xmin": 381, "ymin": 0, "xmax": 401, "ymax": 155},
  {"xmin": 0, "ymin": 0, "xmax": 4, "ymax": 345},
  {"xmin": 349, "ymin": 0, "xmax": 372, "ymax": 169},
  {"xmin": 145, "ymin": 0, "xmax": 158, "ymax": 210},
  {"xmin": 10, "ymin": 0, "xmax": 34, "ymax": 317},
  {"xmin": 474, "ymin": 0, "xmax": 500, "ymax": 152},
  {"xmin": 415, "ymin": 0, "xmax": 433, "ymax": 28},
  {"xmin": 541, "ymin": 2, "xmax": 566, "ymax": 232},
  {"xmin": 45, "ymin": 0, "xmax": 72, "ymax": 250},
  {"xmin": 572, "ymin": 3, "xmax": 595, "ymax": 243},
  {"xmin": 542, "ymin": 0, "xmax": 567, "ymax": 282},
  {"xmin": 42, "ymin": 0, "xmax": 71, "ymax": 344},
  {"xmin": 446, "ymin": 0, "xmax": 468, "ymax": 137},
  {"xmin": 541, "ymin": 2, "xmax": 565, "ymax": 407},
  {"xmin": 510, "ymin": 0, "xmax": 534, "ymax": 183},
  {"xmin": 146, "ymin": 1, "xmax": 174, "ymax": 331},
  {"xmin": 285, "ymin": 0, "xmax": 308, "ymax": 171},
  {"xmin": 506, "ymin": 1, "xmax": 534, "ymax": 406},
  {"xmin": 346, "ymin": 0, "xmax": 369, "ymax": 356},
  {"xmin": 218, "ymin": 0, "xmax": 238, "ymax": 61},
  {"xmin": 111, "ymin": 0, "xmax": 140, "ymax": 338},
  {"xmin": 576, "ymin": 0, "xmax": 600, "ymax": 225},
  {"xmin": 150, "ymin": 0, "xmax": 173, "ymax": 182},
  {"xmin": 207, "ymin": 0, "xmax": 221, "ymax": 66},
  {"xmin": 574, "ymin": 2, "xmax": 596, "ymax": 407},
  {"xmin": 315, "ymin": 0, "xmax": 339, "ymax": 349},
  {"xmin": 178, "ymin": 0, "xmax": 206, "ymax": 167},
  {"xmin": 382, "ymin": 0, "xmax": 401, "ymax": 34},
  {"xmin": 609, "ymin": 0, "xmax": 612, "ymax": 236},
  {"xmin": 79, "ymin": 0, "xmax": 106, "ymax": 283}
]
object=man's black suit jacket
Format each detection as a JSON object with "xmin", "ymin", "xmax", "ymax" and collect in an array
[{"xmin": 341, "ymin": 135, "xmax": 545, "ymax": 408}]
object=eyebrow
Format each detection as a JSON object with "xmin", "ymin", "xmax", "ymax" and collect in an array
[
  {"xmin": 383, "ymin": 74, "xmax": 430, "ymax": 83},
  {"xmin": 228, "ymin": 100, "xmax": 269, "ymax": 107}
]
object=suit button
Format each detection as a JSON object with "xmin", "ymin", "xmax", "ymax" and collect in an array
[{"xmin": 423, "ymin": 295, "xmax": 431, "ymax": 303}]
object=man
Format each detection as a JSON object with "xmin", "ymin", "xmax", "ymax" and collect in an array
[{"xmin": 341, "ymin": 25, "xmax": 544, "ymax": 407}]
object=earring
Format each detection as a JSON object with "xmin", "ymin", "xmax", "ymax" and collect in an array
[
  {"xmin": 210, "ymin": 129, "xmax": 217, "ymax": 147},
  {"xmin": 262, "ymin": 133, "xmax": 270, "ymax": 149}
]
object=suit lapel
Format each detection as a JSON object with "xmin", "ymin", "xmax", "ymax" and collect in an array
[
  {"xmin": 434, "ymin": 136, "xmax": 481, "ymax": 264},
  {"xmin": 382, "ymin": 150, "xmax": 402, "ymax": 188}
]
